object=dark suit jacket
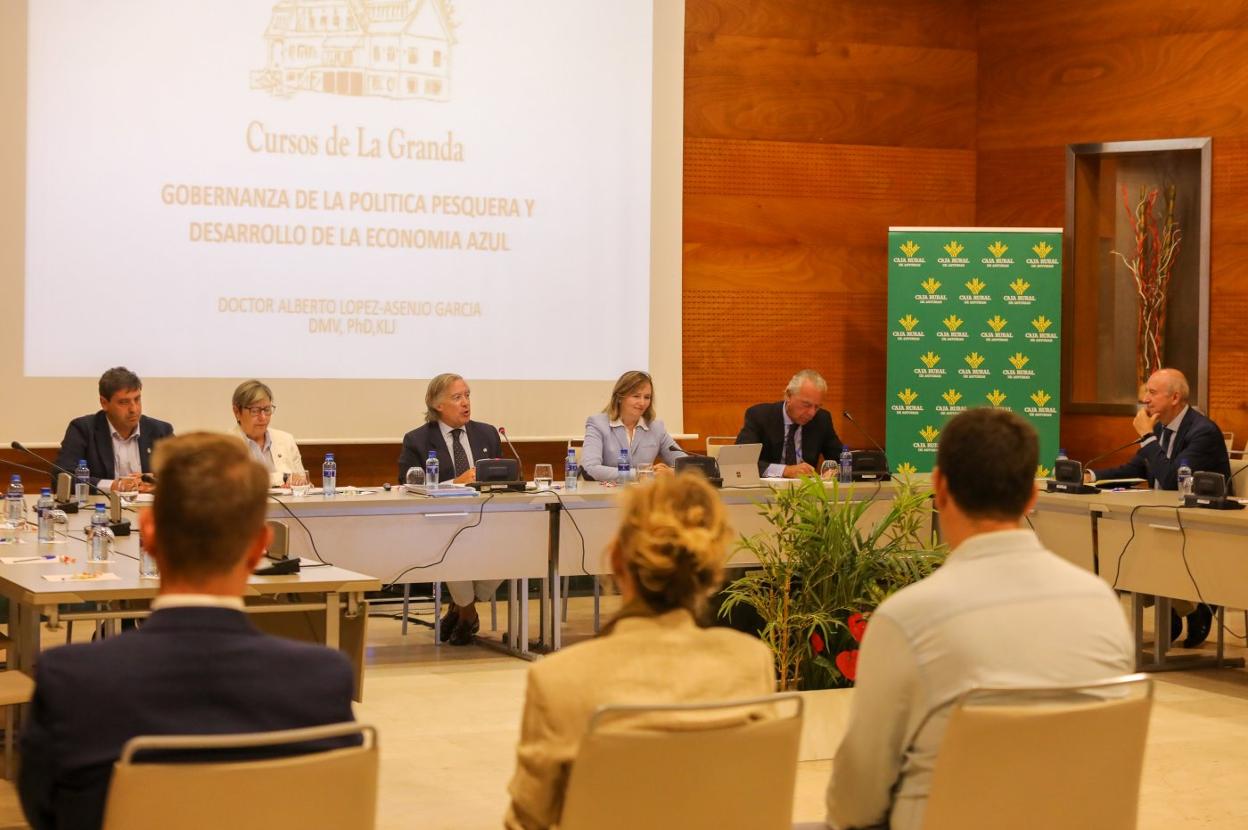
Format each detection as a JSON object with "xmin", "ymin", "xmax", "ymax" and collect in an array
[
  {"xmin": 1095, "ymin": 407, "xmax": 1233, "ymax": 492},
  {"xmin": 52, "ymin": 412, "xmax": 175, "ymax": 487},
  {"xmin": 19, "ymin": 606, "xmax": 356, "ymax": 830},
  {"xmin": 735, "ymin": 402, "xmax": 844, "ymax": 476},
  {"xmin": 397, "ymin": 419, "xmax": 502, "ymax": 483}
]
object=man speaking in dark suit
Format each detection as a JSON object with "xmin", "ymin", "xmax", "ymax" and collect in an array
[
  {"xmin": 736, "ymin": 369, "xmax": 844, "ymax": 478},
  {"xmin": 1088, "ymin": 367, "xmax": 1232, "ymax": 647},
  {"xmin": 397, "ymin": 373, "xmax": 503, "ymax": 645},
  {"xmin": 53, "ymin": 367, "xmax": 175, "ymax": 494},
  {"xmin": 20, "ymin": 433, "xmax": 356, "ymax": 830}
]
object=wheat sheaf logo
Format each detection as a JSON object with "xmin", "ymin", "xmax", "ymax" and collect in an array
[
  {"xmin": 986, "ymin": 389, "xmax": 1007, "ymax": 407},
  {"xmin": 964, "ymin": 352, "xmax": 986, "ymax": 369},
  {"xmin": 942, "ymin": 389, "xmax": 963, "ymax": 406},
  {"xmin": 900, "ymin": 240, "xmax": 921, "ymax": 257},
  {"xmin": 1032, "ymin": 315, "xmax": 1053, "ymax": 333},
  {"xmin": 251, "ymin": 0, "xmax": 459, "ymax": 101},
  {"xmin": 1036, "ymin": 464, "xmax": 1051, "ymax": 479},
  {"xmin": 897, "ymin": 462, "xmax": 918, "ymax": 476},
  {"xmin": 920, "ymin": 278, "xmax": 942, "ymax": 294},
  {"xmin": 898, "ymin": 314, "xmax": 919, "ymax": 332},
  {"xmin": 1030, "ymin": 390, "xmax": 1052, "ymax": 407},
  {"xmin": 1009, "ymin": 278, "xmax": 1031, "ymax": 295},
  {"xmin": 987, "ymin": 241, "xmax": 1009, "ymax": 258},
  {"xmin": 964, "ymin": 278, "xmax": 987, "ymax": 295},
  {"xmin": 919, "ymin": 425, "xmax": 940, "ymax": 443},
  {"xmin": 944, "ymin": 241, "xmax": 965, "ymax": 257},
  {"xmin": 897, "ymin": 388, "xmax": 919, "ymax": 406},
  {"xmin": 1032, "ymin": 241, "xmax": 1053, "ymax": 258},
  {"xmin": 987, "ymin": 315, "xmax": 1008, "ymax": 332},
  {"xmin": 1008, "ymin": 352, "xmax": 1030, "ymax": 370},
  {"xmin": 920, "ymin": 352, "xmax": 942, "ymax": 369},
  {"xmin": 942, "ymin": 314, "xmax": 964, "ymax": 331}
]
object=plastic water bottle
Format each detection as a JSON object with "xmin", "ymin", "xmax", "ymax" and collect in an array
[
  {"xmin": 139, "ymin": 534, "xmax": 159, "ymax": 578},
  {"xmin": 4, "ymin": 475, "xmax": 23, "ymax": 525},
  {"xmin": 322, "ymin": 453, "xmax": 337, "ymax": 497},
  {"xmin": 36, "ymin": 488, "xmax": 55, "ymax": 542},
  {"xmin": 1177, "ymin": 458, "xmax": 1193, "ymax": 497},
  {"xmin": 617, "ymin": 448, "xmax": 631, "ymax": 484},
  {"xmin": 425, "ymin": 451, "xmax": 440, "ymax": 489},
  {"xmin": 74, "ymin": 459, "xmax": 91, "ymax": 505},
  {"xmin": 564, "ymin": 448, "xmax": 578, "ymax": 492},
  {"xmin": 89, "ymin": 504, "xmax": 112, "ymax": 561},
  {"xmin": 839, "ymin": 446, "xmax": 853, "ymax": 484},
  {"xmin": 1056, "ymin": 448, "xmax": 1068, "ymax": 463}
]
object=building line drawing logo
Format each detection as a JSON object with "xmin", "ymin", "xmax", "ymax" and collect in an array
[{"xmin": 251, "ymin": 0, "xmax": 459, "ymax": 101}]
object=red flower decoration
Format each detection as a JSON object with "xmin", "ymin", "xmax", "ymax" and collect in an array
[
  {"xmin": 810, "ymin": 631, "xmax": 825, "ymax": 655},
  {"xmin": 847, "ymin": 612, "xmax": 868, "ymax": 643},
  {"xmin": 835, "ymin": 649, "xmax": 860, "ymax": 681}
]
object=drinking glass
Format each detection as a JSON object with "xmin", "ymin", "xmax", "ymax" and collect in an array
[
  {"xmin": 533, "ymin": 464, "xmax": 554, "ymax": 489},
  {"xmin": 635, "ymin": 463, "xmax": 655, "ymax": 482},
  {"xmin": 290, "ymin": 469, "xmax": 311, "ymax": 498},
  {"xmin": 820, "ymin": 461, "xmax": 839, "ymax": 481},
  {"xmin": 405, "ymin": 466, "xmax": 425, "ymax": 489}
]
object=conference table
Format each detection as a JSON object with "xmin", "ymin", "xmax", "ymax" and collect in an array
[
  {"xmin": 1029, "ymin": 487, "xmax": 1248, "ymax": 672},
  {"xmin": 0, "ymin": 498, "xmax": 380, "ymax": 696}
]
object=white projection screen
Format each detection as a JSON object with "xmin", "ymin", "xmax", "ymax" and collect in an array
[{"xmin": 0, "ymin": 0, "xmax": 684, "ymax": 443}]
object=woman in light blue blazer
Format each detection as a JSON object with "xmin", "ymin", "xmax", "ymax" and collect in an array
[{"xmin": 582, "ymin": 371, "xmax": 686, "ymax": 482}]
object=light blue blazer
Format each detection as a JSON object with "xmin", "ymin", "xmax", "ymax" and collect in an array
[{"xmin": 581, "ymin": 413, "xmax": 686, "ymax": 482}]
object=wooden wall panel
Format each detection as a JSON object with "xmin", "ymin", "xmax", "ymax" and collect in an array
[
  {"xmin": 978, "ymin": 0, "xmax": 1248, "ymax": 462},
  {"xmin": 686, "ymin": 0, "xmax": 977, "ymax": 49}
]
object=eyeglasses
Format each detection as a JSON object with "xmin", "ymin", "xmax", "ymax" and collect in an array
[{"xmin": 244, "ymin": 405, "xmax": 276, "ymax": 417}]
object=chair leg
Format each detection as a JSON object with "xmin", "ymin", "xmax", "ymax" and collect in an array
[
  {"xmin": 66, "ymin": 620, "xmax": 74, "ymax": 644},
  {"xmin": 561, "ymin": 576, "xmax": 570, "ymax": 622},
  {"xmin": 401, "ymin": 583, "xmax": 410, "ymax": 636},
  {"xmin": 593, "ymin": 576, "xmax": 601, "ymax": 634},
  {"xmin": 433, "ymin": 581, "xmax": 442, "ymax": 647},
  {"xmin": 490, "ymin": 594, "xmax": 498, "ymax": 631},
  {"xmin": 4, "ymin": 704, "xmax": 12, "ymax": 779}
]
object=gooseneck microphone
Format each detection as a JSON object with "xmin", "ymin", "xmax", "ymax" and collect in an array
[
  {"xmin": 1083, "ymin": 435, "xmax": 1147, "ymax": 472},
  {"xmin": 9, "ymin": 441, "xmax": 130, "ymax": 533},
  {"xmin": 842, "ymin": 411, "xmax": 887, "ymax": 456},
  {"xmin": 497, "ymin": 426, "xmax": 525, "ymax": 470}
]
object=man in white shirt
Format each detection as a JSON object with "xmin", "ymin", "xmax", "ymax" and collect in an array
[{"xmin": 826, "ymin": 408, "xmax": 1134, "ymax": 830}]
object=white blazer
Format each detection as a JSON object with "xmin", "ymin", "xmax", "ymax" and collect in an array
[{"xmin": 230, "ymin": 425, "xmax": 305, "ymax": 486}]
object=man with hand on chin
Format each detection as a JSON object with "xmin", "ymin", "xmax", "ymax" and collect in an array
[{"xmin": 1086, "ymin": 367, "xmax": 1231, "ymax": 647}]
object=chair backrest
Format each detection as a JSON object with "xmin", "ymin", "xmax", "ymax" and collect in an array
[
  {"xmin": 704, "ymin": 436, "xmax": 736, "ymax": 460},
  {"xmin": 102, "ymin": 723, "xmax": 378, "ymax": 830},
  {"xmin": 923, "ymin": 675, "xmax": 1152, "ymax": 830},
  {"xmin": 559, "ymin": 693, "xmax": 802, "ymax": 830}
]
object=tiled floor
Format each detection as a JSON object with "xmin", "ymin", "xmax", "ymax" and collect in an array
[{"xmin": 1, "ymin": 595, "xmax": 1247, "ymax": 828}]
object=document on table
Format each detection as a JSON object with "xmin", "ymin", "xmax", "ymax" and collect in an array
[{"xmin": 42, "ymin": 572, "xmax": 122, "ymax": 582}]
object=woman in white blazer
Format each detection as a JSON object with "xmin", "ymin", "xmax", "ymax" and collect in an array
[
  {"xmin": 581, "ymin": 370, "xmax": 686, "ymax": 481},
  {"xmin": 504, "ymin": 474, "xmax": 776, "ymax": 830},
  {"xmin": 230, "ymin": 380, "xmax": 305, "ymax": 486}
]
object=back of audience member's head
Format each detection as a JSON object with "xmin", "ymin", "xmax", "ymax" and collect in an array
[
  {"xmin": 613, "ymin": 473, "xmax": 732, "ymax": 617},
  {"xmin": 935, "ymin": 408, "xmax": 1037, "ymax": 521},
  {"xmin": 151, "ymin": 432, "xmax": 269, "ymax": 580}
]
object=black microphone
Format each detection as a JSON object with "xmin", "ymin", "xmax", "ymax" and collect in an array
[
  {"xmin": 842, "ymin": 411, "xmax": 887, "ymax": 456},
  {"xmin": 497, "ymin": 426, "xmax": 525, "ymax": 481},
  {"xmin": 9, "ymin": 441, "xmax": 130, "ymax": 533},
  {"xmin": 1083, "ymin": 435, "xmax": 1147, "ymax": 471}
]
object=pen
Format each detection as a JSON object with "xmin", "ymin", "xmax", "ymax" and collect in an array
[{"xmin": 10, "ymin": 555, "xmax": 56, "ymax": 564}]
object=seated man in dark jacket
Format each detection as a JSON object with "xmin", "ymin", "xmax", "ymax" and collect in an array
[{"xmin": 20, "ymin": 433, "xmax": 357, "ymax": 830}]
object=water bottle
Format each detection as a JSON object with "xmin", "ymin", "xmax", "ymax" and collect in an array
[
  {"xmin": 617, "ymin": 448, "xmax": 631, "ymax": 484},
  {"xmin": 4, "ymin": 475, "xmax": 23, "ymax": 525},
  {"xmin": 89, "ymin": 504, "xmax": 112, "ymax": 561},
  {"xmin": 1177, "ymin": 458, "xmax": 1193, "ymax": 497},
  {"xmin": 425, "ymin": 451, "xmax": 440, "ymax": 489},
  {"xmin": 1056, "ymin": 448, "xmax": 1068, "ymax": 462},
  {"xmin": 322, "ymin": 453, "xmax": 337, "ymax": 497},
  {"xmin": 139, "ymin": 535, "xmax": 159, "ymax": 579},
  {"xmin": 74, "ymin": 459, "xmax": 91, "ymax": 505},
  {"xmin": 564, "ymin": 448, "xmax": 578, "ymax": 492},
  {"xmin": 36, "ymin": 488, "xmax": 55, "ymax": 542},
  {"xmin": 839, "ymin": 446, "xmax": 853, "ymax": 484}
]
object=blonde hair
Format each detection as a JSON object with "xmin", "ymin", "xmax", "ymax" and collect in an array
[
  {"xmin": 232, "ymin": 379, "xmax": 274, "ymax": 411},
  {"xmin": 424, "ymin": 373, "xmax": 465, "ymax": 423},
  {"xmin": 613, "ymin": 474, "xmax": 731, "ymax": 617},
  {"xmin": 604, "ymin": 370, "xmax": 656, "ymax": 422}
]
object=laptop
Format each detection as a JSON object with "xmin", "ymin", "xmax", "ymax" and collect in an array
[{"xmin": 715, "ymin": 443, "xmax": 763, "ymax": 488}]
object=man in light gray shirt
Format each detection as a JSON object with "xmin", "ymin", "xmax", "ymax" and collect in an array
[{"xmin": 826, "ymin": 408, "xmax": 1134, "ymax": 830}]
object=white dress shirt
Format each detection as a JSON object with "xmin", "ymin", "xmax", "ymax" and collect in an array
[
  {"xmin": 764, "ymin": 407, "xmax": 801, "ymax": 478},
  {"xmin": 97, "ymin": 421, "xmax": 142, "ymax": 493},
  {"xmin": 827, "ymin": 529, "xmax": 1134, "ymax": 830}
]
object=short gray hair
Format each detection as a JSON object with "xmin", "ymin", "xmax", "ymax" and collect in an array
[
  {"xmin": 424, "ymin": 373, "xmax": 465, "ymax": 423},
  {"xmin": 785, "ymin": 370, "xmax": 827, "ymax": 397},
  {"xmin": 232, "ymin": 379, "xmax": 274, "ymax": 411},
  {"xmin": 1153, "ymin": 368, "xmax": 1190, "ymax": 401}
]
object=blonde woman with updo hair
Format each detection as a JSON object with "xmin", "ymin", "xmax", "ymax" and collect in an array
[{"xmin": 504, "ymin": 474, "xmax": 775, "ymax": 830}]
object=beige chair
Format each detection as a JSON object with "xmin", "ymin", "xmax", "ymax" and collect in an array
[
  {"xmin": 101, "ymin": 722, "xmax": 378, "ymax": 830},
  {"xmin": 0, "ymin": 667, "xmax": 34, "ymax": 778},
  {"xmin": 922, "ymin": 674, "xmax": 1152, "ymax": 830},
  {"xmin": 560, "ymin": 693, "xmax": 803, "ymax": 830},
  {"xmin": 704, "ymin": 435, "xmax": 736, "ymax": 460}
]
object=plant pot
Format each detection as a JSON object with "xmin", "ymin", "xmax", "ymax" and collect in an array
[{"xmin": 795, "ymin": 687, "xmax": 854, "ymax": 761}]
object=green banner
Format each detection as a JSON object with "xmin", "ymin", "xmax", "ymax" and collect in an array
[{"xmin": 885, "ymin": 228, "xmax": 1063, "ymax": 476}]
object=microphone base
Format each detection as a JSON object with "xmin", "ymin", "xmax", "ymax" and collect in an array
[
  {"xmin": 1046, "ymin": 480, "xmax": 1099, "ymax": 495},
  {"xmin": 109, "ymin": 520, "xmax": 132, "ymax": 536},
  {"xmin": 851, "ymin": 472, "xmax": 891, "ymax": 482},
  {"xmin": 254, "ymin": 556, "xmax": 301, "ymax": 575},
  {"xmin": 54, "ymin": 500, "xmax": 80, "ymax": 514},
  {"xmin": 1183, "ymin": 494, "xmax": 1246, "ymax": 511},
  {"xmin": 467, "ymin": 480, "xmax": 526, "ymax": 493}
]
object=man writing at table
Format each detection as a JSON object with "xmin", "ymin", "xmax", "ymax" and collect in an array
[
  {"xmin": 20, "ymin": 433, "xmax": 356, "ymax": 830},
  {"xmin": 736, "ymin": 369, "xmax": 843, "ymax": 478},
  {"xmin": 1085, "ymin": 367, "xmax": 1232, "ymax": 647},
  {"xmin": 53, "ymin": 367, "xmax": 174, "ymax": 494}
]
